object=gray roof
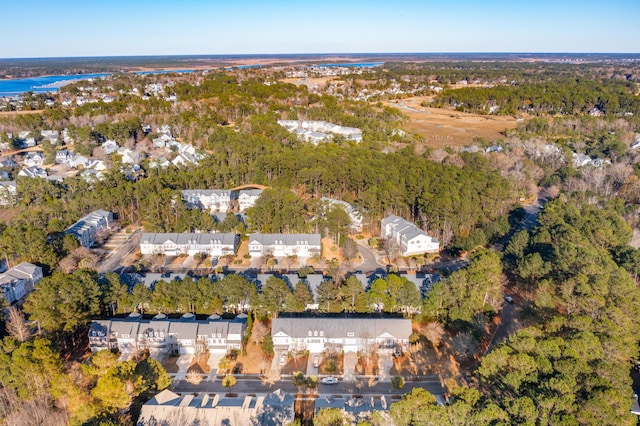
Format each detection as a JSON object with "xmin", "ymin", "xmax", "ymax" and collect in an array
[
  {"xmin": 141, "ymin": 232, "xmax": 238, "ymax": 246},
  {"xmin": 181, "ymin": 189, "xmax": 234, "ymax": 198},
  {"xmin": 89, "ymin": 320, "xmax": 111, "ymax": 336},
  {"xmin": 248, "ymin": 233, "xmax": 321, "ymax": 246},
  {"xmin": 382, "ymin": 215, "xmax": 439, "ymax": 244},
  {"xmin": 0, "ymin": 262, "xmax": 41, "ymax": 286},
  {"xmin": 238, "ymin": 189, "xmax": 263, "ymax": 197},
  {"xmin": 168, "ymin": 321, "xmax": 199, "ymax": 340},
  {"xmin": 272, "ymin": 317, "xmax": 412, "ymax": 340},
  {"xmin": 137, "ymin": 389, "xmax": 293, "ymax": 426},
  {"xmin": 109, "ymin": 319, "xmax": 140, "ymax": 337},
  {"xmin": 138, "ymin": 320, "xmax": 171, "ymax": 336}
]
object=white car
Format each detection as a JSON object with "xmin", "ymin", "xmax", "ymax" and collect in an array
[
  {"xmin": 279, "ymin": 354, "xmax": 287, "ymax": 365},
  {"xmin": 313, "ymin": 354, "xmax": 320, "ymax": 367},
  {"xmin": 321, "ymin": 377, "xmax": 338, "ymax": 385}
]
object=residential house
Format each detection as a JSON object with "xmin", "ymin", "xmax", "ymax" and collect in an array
[
  {"xmin": 55, "ymin": 149, "xmax": 71, "ymax": 164},
  {"xmin": 181, "ymin": 189, "xmax": 234, "ymax": 213},
  {"xmin": 248, "ymin": 233, "xmax": 322, "ymax": 258},
  {"xmin": 108, "ymin": 315, "xmax": 141, "ymax": 354},
  {"xmin": 88, "ymin": 320, "xmax": 111, "ymax": 352},
  {"xmin": 271, "ymin": 317, "xmax": 412, "ymax": 353},
  {"xmin": 89, "ymin": 314, "xmax": 246, "ymax": 356},
  {"xmin": 237, "ymin": 189, "xmax": 263, "ymax": 211},
  {"xmin": 18, "ymin": 166, "xmax": 47, "ymax": 179},
  {"xmin": 0, "ymin": 181, "xmax": 17, "ymax": 206},
  {"xmin": 148, "ymin": 157, "xmax": 171, "ymax": 169},
  {"xmin": 140, "ymin": 232, "xmax": 239, "ymax": 257},
  {"xmin": 80, "ymin": 169, "xmax": 105, "ymax": 183},
  {"xmin": 116, "ymin": 147, "xmax": 139, "ymax": 165},
  {"xmin": 101, "ymin": 139, "xmax": 119, "ymax": 155},
  {"xmin": 380, "ymin": 215, "xmax": 439, "ymax": 257},
  {"xmin": 40, "ymin": 130, "xmax": 59, "ymax": 145},
  {"xmin": 65, "ymin": 209, "xmax": 114, "ymax": 247},
  {"xmin": 0, "ymin": 157, "xmax": 18, "ymax": 169},
  {"xmin": 0, "ymin": 262, "xmax": 43, "ymax": 306},
  {"xmin": 319, "ymin": 197, "xmax": 363, "ymax": 232},
  {"xmin": 23, "ymin": 152, "xmax": 45, "ymax": 167},
  {"xmin": 137, "ymin": 389, "xmax": 294, "ymax": 426},
  {"xmin": 168, "ymin": 313, "xmax": 198, "ymax": 355},
  {"xmin": 171, "ymin": 152, "xmax": 200, "ymax": 167}
]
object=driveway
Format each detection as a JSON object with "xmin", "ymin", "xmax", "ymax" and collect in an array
[
  {"xmin": 207, "ymin": 352, "xmax": 225, "ymax": 381},
  {"xmin": 343, "ymin": 352, "xmax": 358, "ymax": 382},
  {"xmin": 175, "ymin": 354, "xmax": 194, "ymax": 380},
  {"xmin": 377, "ymin": 353, "xmax": 394, "ymax": 382},
  {"xmin": 307, "ymin": 353, "xmax": 321, "ymax": 376}
]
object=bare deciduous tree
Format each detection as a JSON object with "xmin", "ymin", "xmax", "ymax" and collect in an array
[
  {"xmin": 251, "ymin": 321, "xmax": 269, "ymax": 345},
  {"xmin": 421, "ymin": 321, "xmax": 445, "ymax": 350},
  {"xmin": 6, "ymin": 307, "xmax": 31, "ymax": 343}
]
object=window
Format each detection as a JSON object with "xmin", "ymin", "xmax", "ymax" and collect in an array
[
  {"xmin": 314, "ymin": 331, "xmax": 318, "ymax": 337},
  {"xmin": 308, "ymin": 331, "xmax": 312, "ymax": 336},
  {"xmin": 160, "ymin": 332, "xmax": 164, "ymax": 338},
  {"xmin": 319, "ymin": 331, "xmax": 324, "ymax": 337},
  {"xmin": 154, "ymin": 332, "xmax": 158, "ymax": 338},
  {"xmin": 347, "ymin": 332, "xmax": 354, "ymax": 337}
]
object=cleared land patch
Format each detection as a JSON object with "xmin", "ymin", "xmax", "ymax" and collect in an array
[{"xmin": 383, "ymin": 96, "xmax": 518, "ymax": 148}]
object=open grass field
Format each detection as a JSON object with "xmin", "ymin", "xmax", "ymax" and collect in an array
[{"xmin": 384, "ymin": 96, "xmax": 518, "ymax": 148}]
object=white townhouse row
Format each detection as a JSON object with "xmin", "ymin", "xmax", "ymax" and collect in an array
[
  {"xmin": 89, "ymin": 312, "xmax": 246, "ymax": 356},
  {"xmin": 380, "ymin": 215, "xmax": 440, "ymax": 257},
  {"xmin": 248, "ymin": 233, "xmax": 321, "ymax": 258},
  {"xmin": 0, "ymin": 262, "xmax": 43, "ymax": 306},
  {"xmin": 319, "ymin": 197, "xmax": 363, "ymax": 232},
  {"xmin": 140, "ymin": 232, "xmax": 240, "ymax": 257},
  {"xmin": 65, "ymin": 209, "xmax": 114, "ymax": 247},
  {"xmin": 277, "ymin": 120, "xmax": 363, "ymax": 144},
  {"xmin": 181, "ymin": 188, "xmax": 263, "ymax": 213},
  {"xmin": 271, "ymin": 317, "xmax": 412, "ymax": 354},
  {"xmin": 138, "ymin": 389, "xmax": 294, "ymax": 426}
]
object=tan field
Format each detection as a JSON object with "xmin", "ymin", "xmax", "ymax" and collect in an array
[
  {"xmin": 383, "ymin": 97, "xmax": 518, "ymax": 148},
  {"xmin": 0, "ymin": 109, "xmax": 44, "ymax": 116}
]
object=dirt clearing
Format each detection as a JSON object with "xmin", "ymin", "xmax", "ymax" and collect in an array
[{"xmin": 383, "ymin": 96, "xmax": 518, "ymax": 148}]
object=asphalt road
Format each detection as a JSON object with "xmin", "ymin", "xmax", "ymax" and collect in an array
[
  {"xmin": 354, "ymin": 242, "xmax": 385, "ymax": 273},
  {"xmin": 172, "ymin": 375, "xmax": 444, "ymax": 396},
  {"xmin": 98, "ymin": 229, "xmax": 141, "ymax": 273}
]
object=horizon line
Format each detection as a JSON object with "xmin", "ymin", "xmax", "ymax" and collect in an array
[{"xmin": 1, "ymin": 51, "xmax": 640, "ymax": 61}]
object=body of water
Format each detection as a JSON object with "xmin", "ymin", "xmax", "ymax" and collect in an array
[
  {"xmin": 0, "ymin": 73, "xmax": 109, "ymax": 97},
  {"xmin": 0, "ymin": 69, "xmax": 196, "ymax": 97},
  {"xmin": 315, "ymin": 62, "xmax": 384, "ymax": 68}
]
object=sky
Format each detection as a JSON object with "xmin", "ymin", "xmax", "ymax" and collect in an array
[{"xmin": 2, "ymin": 0, "xmax": 639, "ymax": 58}]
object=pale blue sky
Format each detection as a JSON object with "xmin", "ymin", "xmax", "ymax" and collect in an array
[{"xmin": 2, "ymin": 0, "xmax": 638, "ymax": 58}]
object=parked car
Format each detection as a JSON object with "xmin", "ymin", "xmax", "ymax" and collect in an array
[
  {"xmin": 313, "ymin": 354, "xmax": 320, "ymax": 367},
  {"xmin": 321, "ymin": 377, "xmax": 338, "ymax": 385},
  {"xmin": 504, "ymin": 295, "xmax": 514, "ymax": 304},
  {"xmin": 279, "ymin": 354, "xmax": 287, "ymax": 365}
]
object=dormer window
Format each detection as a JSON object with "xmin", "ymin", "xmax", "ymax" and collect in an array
[
  {"xmin": 308, "ymin": 331, "xmax": 312, "ymax": 336},
  {"xmin": 319, "ymin": 331, "xmax": 324, "ymax": 337},
  {"xmin": 314, "ymin": 331, "xmax": 318, "ymax": 337}
]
